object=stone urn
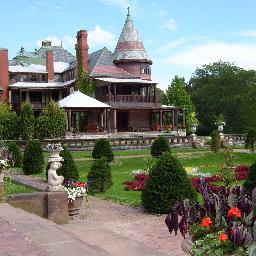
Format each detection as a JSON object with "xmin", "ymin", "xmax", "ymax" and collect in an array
[
  {"xmin": 68, "ymin": 196, "xmax": 83, "ymax": 216},
  {"xmin": 216, "ymin": 122, "xmax": 225, "ymax": 133},
  {"xmin": 191, "ymin": 124, "xmax": 198, "ymax": 135}
]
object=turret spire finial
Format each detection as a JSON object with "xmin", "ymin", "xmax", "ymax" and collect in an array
[{"xmin": 127, "ymin": 6, "xmax": 130, "ymax": 16}]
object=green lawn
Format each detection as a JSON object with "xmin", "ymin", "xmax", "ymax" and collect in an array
[
  {"xmin": 75, "ymin": 151, "xmax": 256, "ymax": 206},
  {"xmin": 3, "ymin": 178, "xmax": 35, "ymax": 195}
]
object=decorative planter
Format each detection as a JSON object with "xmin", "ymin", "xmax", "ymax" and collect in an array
[
  {"xmin": 68, "ymin": 196, "xmax": 83, "ymax": 216},
  {"xmin": 48, "ymin": 150, "xmax": 61, "ymax": 158},
  {"xmin": 181, "ymin": 236, "xmax": 193, "ymax": 254},
  {"xmin": 191, "ymin": 124, "xmax": 197, "ymax": 135},
  {"xmin": 0, "ymin": 172, "xmax": 4, "ymax": 183},
  {"xmin": 215, "ymin": 122, "xmax": 225, "ymax": 133}
]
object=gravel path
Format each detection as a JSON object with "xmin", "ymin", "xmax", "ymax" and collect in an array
[{"xmin": 62, "ymin": 196, "xmax": 187, "ymax": 256}]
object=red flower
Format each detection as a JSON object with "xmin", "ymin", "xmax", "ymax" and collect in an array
[
  {"xmin": 227, "ymin": 207, "xmax": 241, "ymax": 218},
  {"xmin": 200, "ymin": 217, "xmax": 213, "ymax": 227},
  {"xmin": 230, "ymin": 229, "xmax": 235, "ymax": 235},
  {"xmin": 218, "ymin": 233, "xmax": 228, "ymax": 241}
]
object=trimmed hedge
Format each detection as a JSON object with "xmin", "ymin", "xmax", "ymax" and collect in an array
[
  {"xmin": 8, "ymin": 142, "xmax": 22, "ymax": 168},
  {"xmin": 142, "ymin": 152, "xmax": 196, "ymax": 213},
  {"xmin": 87, "ymin": 158, "xmax": 112, "ymax": 192},
  {"xmin": 92, "ymin": 138, "xmax": 114, "ymax": 162},
  {"xmin": 244, "ymin": 163, "xmax": 256, "ymax": 197},
  {"xmin": 151, "ymin": 136, "xmax": 170, "ymax": 158},
  {"xmin": 23, "ymin": 140, "xmax": 44, "ymax": 175}
]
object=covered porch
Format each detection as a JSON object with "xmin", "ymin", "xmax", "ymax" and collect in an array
[{"xmin": 59, "ymin": 90, "xmax": 111, "ymax": 133}]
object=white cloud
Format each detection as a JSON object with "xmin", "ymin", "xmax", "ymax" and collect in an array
[
  {"xmin": 36, "ymin": 26, "xmax": 115, "ymax": 50},
  {"xmin": 98, "ymin": 0, "xmax": 139, "ymax": 13},
  {"xmin": 164, "ymin": 40, "xmax": 256, "ymax": 70},
  {"xmin": 238, "ymin": 30, "xmax": 256, "ymax": 38},
  {"xmin": 88, "ymin": 25, "xmax": 115, "ymax": 48},
  {"xmin": 162, "ymin": 19, "xmax": 177, "ymax": 31}
]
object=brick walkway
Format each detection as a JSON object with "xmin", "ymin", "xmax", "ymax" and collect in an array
[{"xmin": 0, "ymin": 218, "xmax": 49, "ymax": 256}]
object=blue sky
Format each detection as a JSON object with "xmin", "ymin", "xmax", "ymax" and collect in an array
[{"xmin": 1, "ymin": 0, "xmax": 256, "ymax": 90}]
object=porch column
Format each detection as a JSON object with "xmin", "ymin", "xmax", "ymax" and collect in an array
[
  {"xmin": 59, "ymin": 90, "xmax": 62, "ymax": 100},
  {"xmin": 8, "ymin": 90, "xmax": 12, "ymax": 104},
  {"xmin": 182, "ymin": 110, "xmax": 186, "ymax": 128},
  {"xmin": 108, "ymin": 83, "xmax": 111, "ymax": 104},
  {"xmin": 160, "ymin": 109, "xmax": 163, "ymax": 131},
  {"xmin": 66, "ymin": 111, "xmax": 69, "ymax": 130},
  {"xmin": 107, "ymin": 109, "xmax": 111, "ymax": 133},
  {"xmin": 67, "ymin": 110, "xmax": 71, "ymax": 131},
  {"xmin": 153, "ymin": 84, "xmax": 156, "ymax": 106},
  {"xmin": 25, "ymin": 91, "xmax": 29, "ymax": 102},
  {"xmin": 114, "ymin": 84, "xmax": 116, "ymax": 102},
  {"xmin": 113, "ymin": 109, "xmax": 117, "ymax": 133},
  {"xmin": 100, "ymin": 110, "xmax": 104, "ymax": 129},
  {"xmin": 104, "ymin": 109, "xmax": 107, "ymax": 131},
  {"xmin": 176, "ymin": 109, "xmax": 179, "ymax": 132}
]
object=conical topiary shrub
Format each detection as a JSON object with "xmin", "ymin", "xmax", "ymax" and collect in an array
[
  {"xmin": 8, "ymin": 142, "xmax": 22, "ymax": 168},
  {"xmin": 244, "ymin": 163, "xmax": 256, "ymax": 197},
  {"xmin": 142, "ymin": 152, "xmax": 196, "ymax": 213},
  {"xmin": 151, "ymin": 136, "xmax": 170, "ymax": 158},
  {"xmin": 87, "ymin": 158, "xmax": 112, "ymax": 192},
  {"xmin": 92, "ymin": 138, "xmax": 114, "ymax": 162},
  {"xmin": 23, "ymin": 140, "xmax": 44, "ymax": 175},
  {"xmin": 210, "ymin": 130, "xmax": 221, "ymax": 153}
]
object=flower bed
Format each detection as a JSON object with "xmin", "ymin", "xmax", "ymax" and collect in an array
[
  {"xmin": 124, "ymin": 173, "xmax": 149, "ymax": 191},
  {"xmin": 234, "ymin": 165, "xmax": 249, "ymax": 181}
]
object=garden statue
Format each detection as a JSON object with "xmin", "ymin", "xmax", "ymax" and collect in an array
[
  {"xmin": 46, "ymin": 160, "xmax": 64, "ymax": 192},
  {"xmin": 46, "ymin": 143, "xmax": 64, "ymax": 192}
]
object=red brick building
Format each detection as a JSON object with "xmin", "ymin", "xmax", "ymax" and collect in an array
[{"xmin": 0, "ymin": 11, "xmax": 185, "ymax": 133}]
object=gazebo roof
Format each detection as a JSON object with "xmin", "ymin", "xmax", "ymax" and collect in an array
[{"xmin": 59, "ymin": 90, "xmax": 111, "ymax": 109}]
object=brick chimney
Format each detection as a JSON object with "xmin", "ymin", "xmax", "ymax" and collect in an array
[
  {"xmin": 76, "ymin": 30, "xmax": 89, "ymax": 72},
  {"xmin": 0, "ymin": 48, "xmax": 9, "ymax": 102},
  {"xmin": 46, "ymin": 50, "xmax": 54, "ymax": 82}
]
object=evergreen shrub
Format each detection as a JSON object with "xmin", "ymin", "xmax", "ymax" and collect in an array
[
  {"xmin": 23, "ymin": 140, "xmax": 44, "ymax": 175},
  {"xmin": 92, "ymin": 138, "xmax": 114, "ymax": 162},
  {"xmin": 20, "ymin": 102, "xmax": 35, "ymax": 139},
  {"xmin": 8, "ymin": 142, "xmax": 22, "ymax": 168},
  {"xmin": 87, "ymin": 158, "xmax": 112, "ymax": 192},
  {"xmin": 244, "ymin": 163, "xmax": 256, "ymax": 197},
  {"xmin": 151, "ymin": 136, "xmax": 170, "ymax": 158},
  {"xmin": 210, "ymin": 130, "xmax": 221, "ymax": 153},
  {"xmin": 142, "ymin": 152, "xmax": 196, "ymax": 213}
]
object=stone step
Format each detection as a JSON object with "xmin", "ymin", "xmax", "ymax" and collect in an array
[{"xmin": 0, "ymin": 203, "xmax": 112, "ymax": 256}]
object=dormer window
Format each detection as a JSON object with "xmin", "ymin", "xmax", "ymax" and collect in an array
[{"xmin": 141, "ymin": 64, "xmax": 150, "ymax": 75}]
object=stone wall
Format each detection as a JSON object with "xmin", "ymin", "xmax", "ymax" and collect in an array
[{"xmin": 8, "ymin": 191, "xmax": 69, "ymax": 224}]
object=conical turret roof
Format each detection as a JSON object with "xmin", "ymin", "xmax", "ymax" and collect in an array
[{"xmin": 113, "ymin": 8, "xmax": 152, "ymax": 64}]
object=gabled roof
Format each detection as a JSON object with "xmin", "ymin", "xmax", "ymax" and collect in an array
[
  {"xmin": 113, "ymin": 10, "xmax": 151, "ymax": 64},
  {"xmin": 59, "ymin": 90, "xmax": 110, "ymax": 109},
  {"xmin": 88, "ymin": 47, "xmax": 133, "ymax": 78}
]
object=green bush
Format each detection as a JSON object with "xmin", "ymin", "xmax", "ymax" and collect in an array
[
  {"xmin": 23, "ymin": 140, "xmax": 44, "ymax": 175},
  {"xmin": 92, "ymin": 138, "xmax": 114, "ymax": 162},
  {"xmin": 87, "ymin": 158, "xmax": 112, "ymax": 192},
  {"xmin": 142, "ymin": 152, "xmax": 196, "ymax": 213},
  {"xmin": 245, "ymin": 129, "xmax": 256, "ymax": 152},
  {"xmin": 210, "ymin": 130, "xmax": 220, "ymax": 153},
  {"xmin": 46, "ymin": 146, "xmax": 79, "ymax": 181},
  {"xmin": 36, "ymin": 101, "xmax": 66, "ymax": 139},
  {"xmin": 0, "ymin": 103, "xmax": 20, "ymax": 140},
  {"xmin": 8, "ymin": 142, "xmax": 22, "ymax": 168},
  {"xmin": 151, "ymin": 136, "xmax": 170, "ymax": 158},
  {"xmin": 20, "ymin": 102, "xmax": 35, "ymax": 139},
  {"xmin": 244, "ymin": 163, "xmax": 256, "ymax": 197}
]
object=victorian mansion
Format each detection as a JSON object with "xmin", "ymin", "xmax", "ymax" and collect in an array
[{"xmin": 0, "ymin": 11, "xmax": 185, "ymax": 133}]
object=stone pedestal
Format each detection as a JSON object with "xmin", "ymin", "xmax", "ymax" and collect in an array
[{"xmin": 48, "ymin": 192, "xmax": 69, "ymax": 224}]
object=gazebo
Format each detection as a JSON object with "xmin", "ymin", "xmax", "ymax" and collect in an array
[{"xmin": 59, "ymin": 90, "xmax": 111, "ymax": 132}]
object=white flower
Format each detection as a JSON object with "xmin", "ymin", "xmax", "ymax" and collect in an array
[{"xmin": 64, "ymin": 186, "xmax": 87, "ymax": 202}]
